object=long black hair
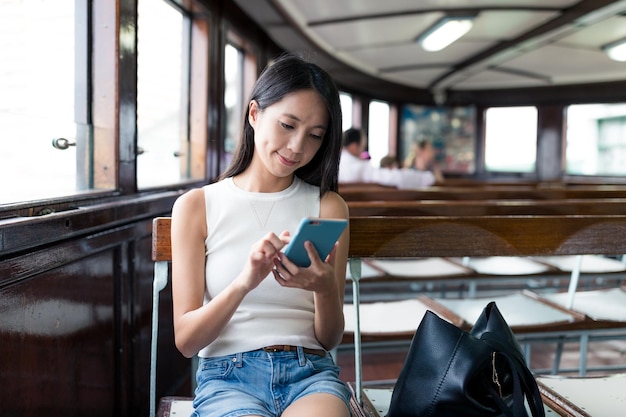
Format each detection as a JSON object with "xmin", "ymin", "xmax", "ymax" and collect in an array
[{"xmin": 219, "ymin": 54, "xmax": 342, "ymax": 195}]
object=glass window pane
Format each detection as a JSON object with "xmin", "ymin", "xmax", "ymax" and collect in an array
[
  {"xmin": 223, "ymin": 44, "xmax": 243, "ymax": 170},
  {"xmin": 367, "ymin": 100, "xmax": 390, "ymax": 167},
  {"xmin": 340, "ymin": 92, "xmax": 352, "ymax": 131},
  {"xmin": 0, "ymin": 0, "xmax": 80, "ymax": 204},
  {"xmin": 485, "ymin": 106, "xmax": 537, "ymax": 173},
  {"xmin": 566, "ymin": 103, "xmax": 626, "ymax": 176},
  {"xmin": 137, "ymin": 0, "xmax": 188, "ymax": 188}
]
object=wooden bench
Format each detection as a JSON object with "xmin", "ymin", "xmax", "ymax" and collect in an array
[
  {"xmin": 536, "ymin": 373, "xmax": 626, "ymax": 417},
  {"xmin": 345, "ymin": 214, "xmax": 626, "ymax": 409},
  {"xmin": 347, "ymin": 215, "xmax": 626, "ymax": 258},
  {"xmin": 345, "ymin": 199, "xmax": 626, "ymax": 302},
  {"xmin": 347, "ymin": 197, "xmax": 626, "ymax": 216},
  {"xmin": 339, "ymin": 184, "xmax": 626, "ymax": 202},
  {"xmin": 347, "ymin": 381, "xmax": 564, "ymax": 417},
  {"xmin": 151, "ymin": 213, "xmax": 626, "ymax": 416}
]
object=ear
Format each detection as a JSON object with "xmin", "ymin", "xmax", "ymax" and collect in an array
[{"xmin": 248, "ymin": 100, "xmax": 259, "ymax": 127}]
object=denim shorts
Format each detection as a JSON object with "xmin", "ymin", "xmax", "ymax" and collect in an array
[{"xmin": 192, "ymin": 347, "xmax": 351, "ymax": 417}]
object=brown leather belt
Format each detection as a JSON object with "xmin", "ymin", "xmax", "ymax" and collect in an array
[{"xmin": 262, "ymin": 345, "xmax": 326, "ymax": 357}]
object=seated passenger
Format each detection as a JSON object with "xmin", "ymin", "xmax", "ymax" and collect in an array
[
  {"xmin": 339, "ymin": 128, "xmax": 435, "ymax": 188},
  {"xmin": 380, "ymin": 155, "xmax": 399, "ymax": 169},
  {"xmin": 404, "ymin": 139, "xmax": 445, "ymax": 184},
  {"xmin": 171, "ymin": 54, "xmax": 351, "ymax": 417}
]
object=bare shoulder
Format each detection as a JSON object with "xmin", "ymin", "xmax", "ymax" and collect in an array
[
  {"xmin": 171, "ymin": 187, "xmax": 207, "ymax": 237},
  {"xmin": 172, "ymin": 187, "xmax": 205, "ymax": 216},
  {"xmin": 320, "ymin": 190, "xmax": 349, "ymax": 219}
]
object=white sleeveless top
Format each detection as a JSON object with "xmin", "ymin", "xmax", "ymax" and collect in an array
[{"xmin": 198, "ymin": 177, "xmax": 322, "ymax": 358}]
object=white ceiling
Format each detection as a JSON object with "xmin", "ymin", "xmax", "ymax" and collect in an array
[{"xmin": 234, "ymin": 0, "xmax": 626, "ymax": 95}]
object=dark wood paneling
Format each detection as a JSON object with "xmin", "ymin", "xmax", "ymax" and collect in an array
[
  {"xmin": 0, "ymin": 192, "xmax": 188, "ymax": 417},
  {"xmin": 1, "ymin": 249, "xmax": 117, "ymax": 416}
]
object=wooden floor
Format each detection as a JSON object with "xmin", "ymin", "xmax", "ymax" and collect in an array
[{"xmin": 336, "ymin": 339, "xmax": 626, "ymax": 383}]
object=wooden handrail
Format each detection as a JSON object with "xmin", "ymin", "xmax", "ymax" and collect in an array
[
  {"xmin": 339, "ymin": 185, "xmax": 626, "ymax": 202},
  {"xmin": 347, "ymin": 214, "xmax": 626, "ymax": 259},
  {"xmin": 347, "ymin": 198, "xmax": 626, "ymax": 216},
  {"xmin": 154, "ymin": 213, "xmax": 626, "ymax": 262}
]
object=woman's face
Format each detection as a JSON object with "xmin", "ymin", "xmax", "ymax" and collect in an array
[
  {"xmin": 423, "ymin": 142, "xmax": 435, "ymax": 162},
  {"xmin": 248, "ymin": 89, "xmax": 328, "ymax": 180}
]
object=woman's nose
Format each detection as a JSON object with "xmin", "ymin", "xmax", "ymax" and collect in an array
[{"xmin": 288, "ymin": 132, "xmax": 305, "ymax": 153}]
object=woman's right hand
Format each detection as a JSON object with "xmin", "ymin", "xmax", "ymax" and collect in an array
[{"xmin": 239, "ymin": 231, "xmax": 289, "ymax": 291}]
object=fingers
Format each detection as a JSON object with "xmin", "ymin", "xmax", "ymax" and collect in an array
[
  {"xmin": 266, "ymin": 232, "xmax": 285, "ymax": 256},
  {"xmin": 273, "ymin": 241, "xmax": 335, "ymax": 289},
  {"xmin": 266, "ymin": 234, "xmax": 339, "ymax": 291},
  {"xmin": 272, "ymin": 255, "xmax": 296, "ymax": 281},
  {"xmin": 279, "ymin": 230, "xmax": 291, "ymax": 245},
  {"xmin": 324, "ymin": 242, "xmax": 338, "ymax": 265},
  {"xmin": 279, "ymin": 240, "xmax": 331, "ymax": 273},
  {"xmin": 303, "ymin": 240, "xmax": 337, "ymax": 266},
  {"xmin": 252, "ymin": 232, "xmax": 285, "ymax": 265},
  {"xmin": 303, "ymin": 240, "xmax": 322, "ymax": 265}
]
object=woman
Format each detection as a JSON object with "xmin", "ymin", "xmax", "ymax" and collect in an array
[{"xmin": 170, "ymin": 54, "xmax": 351, "ymax": 417}]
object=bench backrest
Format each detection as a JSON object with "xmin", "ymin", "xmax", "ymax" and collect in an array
[
  {"xmin": 153, "ymin": 214, "xmax": 626, "ymax": 261},
  {"xmin": 339, "ymin": 185, "xmax": 626, "ymax": 202},
  {"xmin": 347, "ymin": 198, "xmax": 626, "ymax": 217},
  {"xmin": 347, "ymin": 214, "xmax": 626, "ymax": 258}
]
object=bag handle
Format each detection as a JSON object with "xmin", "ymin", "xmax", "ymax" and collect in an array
[
  {"xmin": 481, "ymin": 334, "xmax": 545, "ymax": 417},
  {"xmin": 483, "ymin": 351, "xmax": 545, "ymax": 417}
]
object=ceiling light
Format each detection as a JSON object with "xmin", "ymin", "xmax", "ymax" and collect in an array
[
  {"xmin": 419, "ymin": 16, "xmax": 475, "ymax": 52},
  {"xmin": 603, "ymin": 38, "xmax": 626, "ymax": 62}
]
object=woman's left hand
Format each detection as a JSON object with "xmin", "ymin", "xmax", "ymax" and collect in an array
[{"xmin": 272, "ymin": 241, "xmax": 338, "ymax": 294}]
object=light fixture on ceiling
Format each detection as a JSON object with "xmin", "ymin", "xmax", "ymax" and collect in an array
[
  {"xmin": 418, "ymin": 16, "xmax": 475, "ymax": 52},
  {"xmin": 603, "ymin": 38, "xmax": 626, "ymax": 62}
]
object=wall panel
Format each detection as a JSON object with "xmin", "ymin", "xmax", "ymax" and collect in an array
[{"xmin": 0, "ymin": 192, "xmax": 185, "ymax": 417}]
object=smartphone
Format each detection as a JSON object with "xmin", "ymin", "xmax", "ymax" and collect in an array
[{"xmin": 282, "ymin": 217, "xmax": 348, "ymax": 267}]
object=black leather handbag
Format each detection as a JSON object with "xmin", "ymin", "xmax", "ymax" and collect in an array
[{"xmin": 386, "ymin": 302, "xmax": 545, "ymax": 417}]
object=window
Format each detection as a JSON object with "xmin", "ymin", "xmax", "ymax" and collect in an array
[
  {"xmin": 340, "ymin": 92, "xmax": 353, "ymax": 131},
  {"xmin": 136, "ymin": 0, "xmax": 190, "ymax": 188},
  {"xmin": 484, "ymin": 106, "xmax": 537, "ymax": 173},
  {"xmin": 0, "ymin": 0, "xmax": 203, "ymax": 206},
  {"xmin": 220, "ymin": 36, "xmax": 257, "ymax": 174},
  {"xmin": 566, "ymin": 103, "xmax": 626, "ymax": 176},
  {"xmin": 223, "ymin": 43, "xmax": 244, "ymax": 171},
  {"xmin": 367, "ymin": 100, "xmax": 390, "ymax": 167},
  {"xmin": 0, "ymin": 0, "xmax": 90, "ymax": 204}
]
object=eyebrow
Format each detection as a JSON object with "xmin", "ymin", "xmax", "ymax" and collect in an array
[{"xmin": 284, "ymin": 113, "xmax": 327, "ymax": 131}]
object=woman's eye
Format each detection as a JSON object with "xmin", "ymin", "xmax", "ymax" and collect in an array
[
  {"xmin": 310, "ymin": 133, "xmax": 323, "ymax": 140},
  {"xmin": 280, "ymin": 122, "xmax": 293, "ymax": 130}
]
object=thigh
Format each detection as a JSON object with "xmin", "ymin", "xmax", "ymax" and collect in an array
[
  {"xmin": 279, "ymin": 353, "xmax": 351, "ymax": 416},
  {"xmin": 193, "ymin": 355, "xmax": 273, "ymax": 417},
  {"xmin": 282, "ymin": 393, "xmax": 350, "ymax": 417}
]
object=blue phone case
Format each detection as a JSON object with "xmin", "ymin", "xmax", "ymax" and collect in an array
[{"xmin": 283, "ymin": 217, "xmax": 348, "ymax": 267}]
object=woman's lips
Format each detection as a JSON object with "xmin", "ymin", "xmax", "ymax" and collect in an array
[{"xmin": 277, "ymin": 153, "xmax": 298, "ymax": 167}]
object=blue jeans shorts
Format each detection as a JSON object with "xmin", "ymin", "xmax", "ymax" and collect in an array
[{"xmin": 192, "ymin": 347, "xmax": 351, "ymax": 417}]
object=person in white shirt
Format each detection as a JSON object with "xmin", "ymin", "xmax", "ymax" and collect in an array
[
  {"xmin": 171, "ymin": 54, "xmax": 351, "ymax": 417},
  {"xmin": 338, "ymin": 128, "xmax": 436, "ymax": 188},
  {"xmin": 337, "ymin": 128, "xmax": 372, "ymax": 183}
]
